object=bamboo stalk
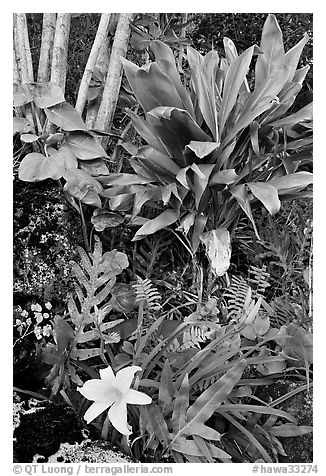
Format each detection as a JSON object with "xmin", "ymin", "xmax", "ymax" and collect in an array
[
  {"xmin": 75, "ymin": 13, "xmax": 111, "ymax": 115},
  {"xmin": 94, "ymin": 13, "xmax": 133, "ymax": 145},
  {"xmin": 50, "ymin": 13, "xmax": 71, "ymax": 93},
  {"xmin": 37, "ymin": 13, "xmax": 57, "ymax": 84}
]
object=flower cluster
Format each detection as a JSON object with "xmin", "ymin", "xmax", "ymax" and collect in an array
[{"xmin": 14, "ymin": 302, "xmax": 54, "ymax": 342}]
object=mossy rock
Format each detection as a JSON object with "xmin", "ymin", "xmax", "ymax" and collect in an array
[
  {"xmin": 46, "ymin": 439, "xmax": 133, "ymax": 463},
  {"xmin": 14, "ymin": 399, "xmax": 84, "ymax": 462}
]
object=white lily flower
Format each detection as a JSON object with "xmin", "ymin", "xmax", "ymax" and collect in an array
[{"xmin": 78, "ymin": 365, "xmax": 151, "ymax": 436}]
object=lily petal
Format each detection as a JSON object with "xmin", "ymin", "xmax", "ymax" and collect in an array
[
  {"xmin": 84, "ymin": 401, "xmax": 111, "ymax": 424},
  {"xmin": 78, "ymin": 379, "xmax": 116, "ymax": 402},
  {"xmin": 99, "ymin": 366, "xmax": 115, "ymax": 383},
  {"xmin": 115, "ymin": 366, "xmax": 142, "ymax": 394},
  {"xmin": 108, "ymin": 401, "xmax": 131, "ymax": 436},
  {"xmin": 125, "ymin": 388, "xmax": 152, "ymax": 405}
]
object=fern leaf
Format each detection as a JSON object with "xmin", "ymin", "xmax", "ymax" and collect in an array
[{"xmin": 132, "ymin": 277, "xmax": 161, "ymax": 311}]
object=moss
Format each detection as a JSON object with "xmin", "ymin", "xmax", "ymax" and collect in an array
[
  {"xmin": 14, "ymin": 400, "xmax": 84, "ymax": 462},
  {"xmin": 47, "ymin": 439, "xmax": 133, "ymax": 463}
]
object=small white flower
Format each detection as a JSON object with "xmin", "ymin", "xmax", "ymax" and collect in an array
[
  {"xmin": 78, "ymin": 365, "xmax": 151, "ymax": 436},
  {"xmin": 35, "ymin": 312, "xmax": 43, "ymax": 323},
  {"xmin": 43, "ymin": 313, "xmax": 50, "ymax": 319},
  {"xmin": 26, "ymin": 318, "xmax": 32, "ymax": 326},
  {"xmin": 45, "ymin": 302, "xmax": 52, "ymax": 310},
  {"xmin": 31, "ymin": 303, "xmax": 42, "ymax": 312},
  {"xmin": 20, "ymin": 310, "xmax": 29, "ymax": 318},
  {"xmin": 42, "ymin": 324, "xmax": 52, "ymax": 337}
]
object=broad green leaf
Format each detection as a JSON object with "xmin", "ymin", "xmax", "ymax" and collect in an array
[
  {"xmin": 126, "ymin": 108, "xmax": 169, "ymax": 155},
  {"xmin": 172, "ymin": 374, "xmax": 190, "ymax": 434},
  {"xmin": 192, "ymin": 435, "xmax": 214, "ymax": 462},
  {"xmin": 56, "ymin": 143, "xmax": 78, "ymax": 170},
  {"xmin": 192, "ymin": 163, "xmax": 215, "ymax": 209},
  {"xmin": 132, "ymin": 209, "xmax": 179, "ymax": 241},
  {"xmin": 191, "ymin": 64, "xmax": 218, "ymax": 141},
  {"xmin": 137, "ymin": 145, "xmax": 181, "ymax": 179},
  {"xmin": 293, "ymin": 65, "xmax": 310, "ymax": 85},
  {"xmin": 65, "ymin": 132, "xmax": 108, "ymax": 160},
  {"xmin": 255, "ymin": 14, "xmax": 285, "ymax": 88},
  {"xmin": 247, "ymin": 182, "xmax": 281, "ymax": 215},
  {"xmin": 270, "ymin": 102, "xmax": 312, "ymax": 128},
  {"xmin": 147, "ymin": 107, "xmax": 211, "ymax": 163},
  {"xmin": 230, "ymin": 184, "xmax": 259, "ymax": 238},
  {"xmin": 186, "ymin": 141, "xmax": 219, "ymax": 159},
  {"xmin": 223, "ymin": 65, "xmax": 290, "ymax": 146},
  {"xmin": 276, "ymin": 323, "xmax": 313, "ymax": 366},
  {"xmin": 45, "ymin": 101, "xmax": 88, "ymax": 131},
  {"xmin": 284, "ymin": 33, "xmax": 309, "ymax": 82},
  {"xmin": 97, "ymin": 173, "xmax": 152, "ymax": 186},
  {"xmin": 220, "ymin": 45, "xmax": 255, "ymax": 134},
  {"xmin": 187, "ymin": 360, "xmax": 246, "ymax": 421},
  {"xmin": 109, "ymin": 194, "xmax": 134, "ymax": 212},
  {"xmin": 18, "ymin": 152, "xmax": 65, "ymax": 182},
  {"xmin": 13, "ymin": 83, "xmax": 33, "ymax": 106},
  {"xmin": 269, "ymin": 423, "xmax": 312, "ymax": 437},
  {"xmin": 158, "ymin": 360, "xmax": 174, "ymax": 409},
  {"xmin": 184, "ymin": 422, "xmax": 221, "ymax": 441},
  {"xmin": 150, "ymin": 40, "xmax": 195, "ymax": 117},
  {"xmin": 79, "ymin": 158, "xmax": 110, "ymax": 176},
  {"xmin": 91, "ymin": 209, "xmax": 125, "ymax": 231},
  {"xmin": 253, "ymin": 313, "xmax": 270, "ymax": 336},
  {"xmin": 20, "ymin": 133, "xmax": 39, "ymax": 143},
  {"xmin": 63, "ymin": 169, "xmax": 103, "ymax": 206},
  {"xmin": 268, "ymin": 172, "xmax": 312, "ymax": 195},
  {"xmin": 200, "ymin": 228, "xmax": 231, "ymax": 277},
  {"xmin": 171, "ymin": 437, "xmax": 231, "ymax": 460},
  {"xmin": 70, "ymin": 348, "xmax": 102, "ymax": 360},
  {"xmin": 13, "ymin": 117, "xmax": 32, "ymax": 134},
  {"xmin": 32, "ymin": 82, "xmax": 65, "ymax": 108},
  {"xmin": 191, "ymin": 213, "xmax": 208, "ymax": 253},
  {"xmin": 209, "ymin": 169, "xmax": 238, "ymax": 185},
  {"xmin": 134, "ymin": 62, "xmax": 184, "ymax": 112},
  {"xmin": 141, "ymin": 403, "xmax": 170, "ymax": 449}
]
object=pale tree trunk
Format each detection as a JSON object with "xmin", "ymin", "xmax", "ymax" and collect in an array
[
  {"xmin": 13, "ymin": 13, "xmax": 34, "ymax": 83},
  {"xmin": 13, "ymin": 13, "xmax": 34, "ymax": 125},
  {"xmin": 85, "ymin": 14, "xmax": 118, "ymax": 129},
  {"xmin": 50, "ymin": 13, "xmax": 71, "ymax": 93},
  {"xmin": 37, "ymin": 13, "xmax": 57, "ymax": 83},
  {"xmin": 95, "ymin": 13, "xmax": 133, "ymax": 146},
  {"xmin": 13, "ymin": 46, "xmax": 23, "ymax": 117},
  {"xmin": 75, "ymin": 13, "xmax": 111, "ymax": 116}
]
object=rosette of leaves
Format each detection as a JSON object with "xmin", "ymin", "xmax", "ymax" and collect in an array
[
  {"xmin": 41, "ymin": 236, "xmax": 129, "ymax": 394},
  {"xmin": 97, "ymin": 14, "xmax": 312, "ymax": 264},
  {"xmin": 15, "ymin": 81, "xmax": 110, "ymax": 210}
]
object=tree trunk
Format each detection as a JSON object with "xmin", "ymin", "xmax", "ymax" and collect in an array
[
  {"xmin": 50, "ymin": 13, "xmax": 71, "ymax": 93},
  {"xmin": 13, "ymin": 13, "xmax": 34, "ymax": 83},
  {"xmin": 75, "ymin": 13, "xmax": 111, "ymax": 116},
  {"xmin": 94, "ymin": 13, "xmax": 133, "ymax": 146},
  {"xmin": 85, "ymin": 14, "xmax": 118, "ymax": 129},
  {"xmin": 37, "ymin": 13, "xmax": 57, "ymax": 84}
]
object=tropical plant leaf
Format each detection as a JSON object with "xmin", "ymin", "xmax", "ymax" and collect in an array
[
  {"xmin": 219, "ymin": 45, "xmax": 256, "ymax": 134},
  {"xmin": 13, "ymin": 83, "xmax": 33, "ymax": 106},
  {"xmin": 268, "ymin": 172, "xmax": 312, "ymax": 195},
  {"xmin": 13, "ymin": 116, "xmax": 32, "ymax": 134},
  {"xmin": 255, "ymin": 14, "xmax": 285, "ymax": 88},
  {"xmin": 141, "ymin": 403, "xmax": 170, "ymax": 449},
  {"xmin": 45, "ymin": 102, "xmax": 88, "ymax": 131},
  {"xmin": 18, "ymin": 152, "xmax": 65, "ymax": 182},
  {"xmin": 65, "ymin": 132, "xmax": 108, "ymax": 159},
  {"xmin": 32, "ymin": 82, "xmax": 65, "ymax": 108},
  {"xmin": 132, "ymin": 209, "xmax": 179, "ymax": 241},
  {"xmin": 247, "ymin": 182, "xmax": 281, "ymax": 215},
  {"xmin": 284, "ymin": 33, "xmax": 310, "ymax": 83}
]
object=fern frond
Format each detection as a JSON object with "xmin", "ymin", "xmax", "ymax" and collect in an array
[
  {"xmin": 223, "ymin": 275, "xmax": 250, "ymax": 320},
  {"xmin": 248, "ymin": 265, "xmax": 270, "ymax": 298},
  {"xmin": 132, "ymin": 277, "xmax": 161, "ymax": 311},
  {"xmin": 131, "ymin": 231, "xmax": 173, "ymax": 278}
]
